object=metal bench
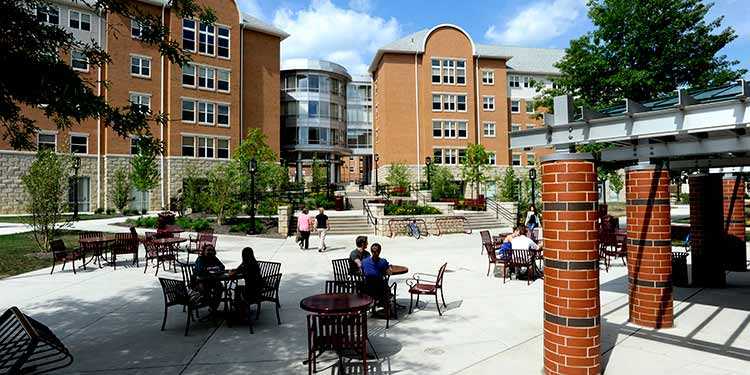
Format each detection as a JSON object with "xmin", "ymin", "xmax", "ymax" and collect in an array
[{"xmin": 0, "ymin": 306, "xmax": 73, "ymax": 375}]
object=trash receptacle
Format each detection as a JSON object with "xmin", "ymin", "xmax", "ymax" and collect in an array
[
  {"xmin": 334, "ymin": 195, "xmax": 345, "ymax": 211},
  {"xmin": 672, "ymin": 252, "xmax": 689, "ymax": 287}
]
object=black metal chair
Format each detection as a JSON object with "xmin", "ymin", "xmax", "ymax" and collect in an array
[
  {"xmin": 406, "ymin": 263, "xmax": 448, "ymax": 316},
  {"xmin": 506, "ymin": 249, "xmax": 535, "ymax": 285},
  {"xmin": 332, "ymin": 258, "xmax": 351, "ymax": 281},
  {"xmin": 306, "ymin": 311, "xmax": 368, "ymax": 374},
  {"xmin": 236, "ymin": 273, "xmax": 283, "ymax": 334},
  {"xmin": 325, "ymin": 280, "xmax": 364, "ymax": 294},
  {"xmin": 364, "ymin": 275, "xmax": 398, "ymax": 328},
  {"xmin": 157, "ymin": 278, "xmax": 209, "ymax": 336},
  {"xmin": 0, "ymin": 306, "xmax": 73, "ymax": 374},
  {"xmin": 111, "ymin": 233, "xmax": 138, "ymax": 269},
  {"xmin": 50, "ymin": 239, "xmax": 86, "ymax": 275}
]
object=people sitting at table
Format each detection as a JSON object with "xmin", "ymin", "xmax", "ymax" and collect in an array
[
  {"xmin": 497, "ymin": 227, "xmax": 519, "ymax": 259},
  {"xmin": 230, "ymin": 247, "xmax": 264, "ymax": 318},
  {"xmin": 349, "ymin": 236, "xmax": 371, "ymax": 275},
  {"xmin": 511, "ymin": 226, "xmax": 539, "ymax": 251},
  {"xmin": 361, "ymin": 243, "xmax": 392, "ymax": 307},
  {"xmin": 194, "ymin": 245, "xmax": 225, "ymax": 312}
]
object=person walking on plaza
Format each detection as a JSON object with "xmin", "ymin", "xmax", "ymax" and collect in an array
[
  {"xmin": 524, "ymin": 204, "xmax": 540, "ymax": 241},
  {"xmin": 297, "ymin": 208, "xmax": 312, "ymax": 250},
  {"xmin": 315, "ymin": 207, "xmax": 330, "ymax": 252}
]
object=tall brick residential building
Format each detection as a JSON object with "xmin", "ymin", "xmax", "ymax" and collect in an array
[
  {"xmin": 368, "ymin": 24, "xmax": 562, "ymax": 192},
  {"xmin": 0, "ymin": 0, "xmax": 287, "ymax": 214}
]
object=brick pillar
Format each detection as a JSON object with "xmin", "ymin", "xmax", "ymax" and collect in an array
[
  {"xmin": 625, "ymin": 164, "xmax": 673, "ymax": 329},
  {"xmin": 689, "ymin": 174, "xmax": 726, "ymax": 287},
  {"xmin": 541, "ymin": 153, "xmax": 600, "ymax": 375},
  {"xmin": 723, "ymin": 175, "xmax": 747, "ymax": 271}
]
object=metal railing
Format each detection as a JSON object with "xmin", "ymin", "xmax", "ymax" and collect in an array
[
  {"xmin": 362, "ymin": 199, "xmax": 378, "ymax": 226},
  {"xmin": 486, "ymin": 197, "xmax": 517, "ymax": 225}
]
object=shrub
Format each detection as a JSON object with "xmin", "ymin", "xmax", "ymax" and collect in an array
[
  {"xmin": 106, "ymin": 208, "xmax": 116, "ymax": 215},
  {"xmin": 141, "ymin": 209, "xmax": 148, "ymax": 215},
  {"xmin": 123, "ymin": 209, "xmax": 139, "ymax": 216},
  {"xmin": 229, "ymin": 219, "xmax": 267, "ymax": 234},
  {"xmin": 126, "ymin": 216, "xmax": 158, "ymax": 228},
  {"xmin": 258, "ymin": 198, "xmax": 278, "ymax": 216},
  {"xmin": 94, "ymin": 207, "xmax": 105, "ymax": 214},
  {"xmin": 384, "ymin": 205, "xmax": 441, "ymax": 216},
  {"xmin": 386, "ymin": 162, "xmax": 411, "ymax": 191},
  {"xmin": 22, "ymin": 149, "xmax": 72, "ymax": 252}
]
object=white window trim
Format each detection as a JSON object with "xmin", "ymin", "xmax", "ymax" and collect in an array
[
  {"xmin": 37, "ymin": 131, "xmax": 57, "ymax": 152},
  {"xmin": 481, "ymin": 69, "xmax": 494, "ymax": 85},
  {"xmin": 217, "ymin": 69, "xmax": 231, "ymax": 93},
  {"xmin": 457, "ymin": 121, "xmax": 468, "ymax": 139},
  {"xmin": 488, "ymin": 152, "xmax": 497, "ymax": 165},
  {"xmin": 68, "ymin": 9, "xmax": 92, "ymax": 32},
  {"xmin": 510, "ymin": 99, "xmax": 521, "ymax": 114},
  {"xmin": 130, "ymin": 54, "xmax": 151, "ymax": 79},
  {"xmin": 128, "ymin": 91, "xmax": 152, "ymax": 111},
  {"xmin": 526, "ymin": 100, "xmax": 535, "ymax": 114},
  {"xmin": 180, "ymin": 132, "xmax": 231, "ymax": 140},
  {"xmin": 36, "ymin": 5, "xmax": 59, "ymax": 25},
  {"xmin": 511, "ymin": 153, "xmax": 522, "ymax": 166},
  {"xmin": 131, "ymin": 18, "xmax": 143, "ymax": 39},
  {"xmin": 197, "ymin": 101, "xmax": 215, "ymax": 126},
  {"xmin": 216, "ymin": 24, "xmax": 231, "ymax": 60},
  {"xmin": 70, "ymin": 134, "xmax": 88, "ymax": 154},
  {"xmin": 216, "ymin": 138, "xmax": 231, "ymax": 159},
  {"xmin": 198, "ymin": 22, "xmax": 216, "ymax": 57},
  {"xmin": 181, "ymin": 135, "xmax": 196, "ymax": 157},
  {"xmin": 431, "ymin": 94, "xmax": 441, "ymax": 112},
  {"xmin": 511, "ymin": 123, "xmax": 521, "ymax": 132},
  {"xmin": 181, "ymin": 98, "xmax": 196, "ymax": 123},
  {"xmin": 216, "ymin": 104, "xmax": 230, "ymax": 128},
  {"xmin": 183, "ymin": 19, "xmax": 197, "ymax": 52},
  {"xmin": 71, "ymin": 50, "xmax": 89, "ymax": 72},
  {"xmin": 482, "ymin": 95, "xmax": 495, "ymax": 112},
  {"xmin": 457, "ymin": 94, "xmax": 468, "ymax": 112},
  {"xmin": 483, "ymin": 122, "xmax": 496, "ymax": 137},
  {"xmin": 182, "ymin": 63, "xmax": 196, "ymax": 88},
  {"xmin": 197, "ymin": 66, "xmax": 216, "ymax": 92}
]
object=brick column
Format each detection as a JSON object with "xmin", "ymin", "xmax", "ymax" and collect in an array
[
  {"xmin": 723, "ymin": 175, "xmax": 747, "ymax": 271},
  {"xmin": 689, "ymin": 174, "xmax": 726, "ymax": 287},
  {"xmin": 541, "ymin": 153, "xmax": 600, "ymax": 375},
  {"xmin": 625, "ymin": 164, "xmax": 673, "ymax": 328}
]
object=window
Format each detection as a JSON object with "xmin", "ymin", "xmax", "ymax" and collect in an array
[
  {"xmin": 511, "ymin": 123, "xmax": 520, "ymax": 132},
  {"xmin": 431, "ymin": 59, "xmax": 441, "ymax": 83},
  {"xmin": 432, "ymin": 94, "xmax": 441, "ymax": 111},
  {"xmin": 459, "ymin": 149, "xmax": 466, "ymax": 164},
  {"xmin": 217, "ymin": 139, "xmax": 229, "ymax": 159},
  {"xmin": 457, "ymin": 121, "xmax": 467, "ymax": 138},
  {"xmin": 525, "ymin": 100, "xmax": 535, "ymax": 114},
  {"xmin": 131, "ymin": 19, "xmax": 143, "ymax": 38},
  {"xmin": 182, "ymin": 136, "xmax": 195, "ymax": 157},
  {"xmin": 36, "ymin": 5, "xmax": 59, "ymax": 25},
  {"xmin": 130, "ymin": 56, "xmax": 151, "ymax": 78},
  {"xmin": 433, "ymin": 149, "xmax": 443, "ymax": 164},
  {"xmin": 71, "ymin": 50, "xmax": 88, "ymax": 71},
  {"xmin": 527, "ymin": 124, "xmax": 536, "ymax": 130},
  {"xmin": 527, "ymin": 153, "xmax": 536, "ymax": 166},
  {"xmin": 70, "ymin": 135, "xmax": 87, "ymax": 154},
  {"xmin": 482, "ymin": 70, "xmax": 494, "ymax": 85},
  {"xmin": 38, "ymin": 133, "xmax": 56, "ymax": 151},
  {"xmin": 217, "ymin": 104, "xmax": 229, "ymax": 126},
  {"xmin": 183, "ymin": 19, "xmax": 196, "ymax": 51},
  {"xmin": 456, "ymin": 60, "xmax": 466, "ymax": 85},
  {"xmin": 444, "ymin": 121, "xmax": 457, "ymax": 138},
  {"xmin": 198, "ymin": 23, "xmax": 215, "ymax": 55},
  {"xmin": 512, "ymin": 153, "xmax": 521, "ymax": 166},
  {"xmin": 509, "ymin": 75, "xmax": 520, "ymax": 88},
  {"xmin": 181, "ymin": 99, "xmax": 195, "ymax": 123},
  {"xmin": 198, "ymin": 66, "xmax": 215, "ymax": 90},
  {"xmin": 432, "ymin": 121, "xmax": 442, "ymax": 138},
  {"xmin": 457, "ymin": 95, "xmax": 467, "ymax": 111},
  {"xmin": 69, "ymin": 10, "xmax": 91, "ymax": 31},
  {"xmin": 129, "ymin": 93, "xmax": 150, "ymax": 112},
  {"xmin": 198, "ymin": 101, "xmax": 215, "ymax": 125},
  {"xmin": 523, "ymin": 76, "xmax": 531, "ymax": 88},
  {"xmin": 444, "ymin": 95, "xmax": 456, "ymax": 111},
  {"xmin": 217, "ymin": 26, "xmax": 230, "ymax": 58},
  {"xmin": 483, "ymin": 122, "xmax": 496, "ymax": 137},
  {"xmin": 198, "ymin": 137, "xmax": 214, "ymax": 158},
  {"xmin": 442, "ymin": 60, "xmax": 455, "ymax": 84},
  {"xmin": 445, "ymin": 149, "xmax": 458, "ymax": 165},
  {"xmin": 511, "ymin": 99, "xmax": 520, "ymax": 113},
  {"xmin": 130, "ymin": 137, "xmax": 140, "ymax": 155},
  {"xmin": 217, "ymin": 69, "xmax": 230, "ymax": 92},
  {"xmin": 182, "ymin": 64, "xmax": 195, "ymax": 87},
  {"xmin": 488, "ymin": 152, "xmax": 496, "ymax": 165},
  {"xmin": 482, "ymin": 96, "xmax": 495, "ymax": 111}
]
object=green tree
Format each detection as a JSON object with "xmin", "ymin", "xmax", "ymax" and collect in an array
[
  {"xmin": 386, "ymin": 162, "xmax": 411, "ymax": 191},
  {"xmin": 207, "ymin": 162, "xmax": 240, "ymax": 225},
  {"xmin": 2, "ymin": 0, "xmax": 216, "ymax": 153},
  {"xmin": 538, "ymin": 0, "xmax": 746, "ymax": 110},
  {"xmin": 182, "ymin": 173, "xmax": 209, "ymax": 213},
  {"xmin": 310, "ymin": 157, "xmax": 328, "ymax": 188},
  {"xmin": 461, "ymin": 143, "xmax": 490, "ymax": 198},
  {"xmin": 130, "ymin": 145, "xmax": 160, "ymax": 212},
  {"xmin": 498, "ymin": 167, "xmax": 519, "ymax": 202},
  {"xmin": 233, "ymin": 128, "xmax": 289, "ymax": 194},
  {"xmin": 111, "ymin": 166, "xmax": 132, "ymax": 213},
  {"xmin": 22, "ymin": 149, "xmax": 72, "ymax": 252},
  {"xmin": 607, "ymin": 171, "xmax": 624, "ymax": 197},
  {"xmin": 429, "ymin": 164, "xmax": 458, "ymax": 201}
]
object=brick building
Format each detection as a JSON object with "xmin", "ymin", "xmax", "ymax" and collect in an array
[
  {"xmin": 0, "ymin": 0, "xmax": 287, "ymax": 213},
  {"xmin": 368, "ymin": 24, "xmax": 562, "ymax": 194}
]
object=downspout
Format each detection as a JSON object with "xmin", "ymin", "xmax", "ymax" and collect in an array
[
  {"xmin": 414, "ymin": 52, "xmax": 421, "ymax": 184},
  {"xmin": 160, "ymin": 2, "xmax": 168, "ymax": 210},
  {"xmin": 240, "ymin": 25, "xmax": 244, "ymax": 144},
  {"xmin": 475, "ymin": 55, "xmax": 481, "ymax": 145},
  {"xmin": 97, "ymin": 11, "xmax": 103, "ymax": 210}
]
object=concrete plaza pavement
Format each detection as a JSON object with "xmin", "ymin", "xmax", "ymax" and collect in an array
[{"xmin": 1, "ymin": 225, "xmax": 749, "ymax": 374}]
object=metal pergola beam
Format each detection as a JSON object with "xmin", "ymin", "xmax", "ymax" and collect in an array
[
  {"xmin": 510, "ymin": 96, "xmax": 750, "ymax": 150},
  {"xmin": 601, "ymin": 134, "xmax": 750, "ymax": 161},
  {"xmin": 667, "ymin": 157, "xmax": 750, "ymax": 170}
]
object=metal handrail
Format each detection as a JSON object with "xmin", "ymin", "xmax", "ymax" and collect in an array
[
  {"xmin": 486, "ymin": 197, "xmax": 516, "ymax": 224},
  {"xmin": 362, "ymin": 199, "xmax": 378, "ymax": 226}
]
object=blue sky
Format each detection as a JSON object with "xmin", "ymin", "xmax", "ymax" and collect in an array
[{"xmin": 239, "ymin": 0, "xmax": 750, "ymax": 76}]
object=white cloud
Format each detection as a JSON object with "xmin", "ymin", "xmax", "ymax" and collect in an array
[
  {"xmin": 348, "ymin": 0, "xmax": 372, "ymax": 13},
  {"xmin": 485, "ymin": 0, "xmax": 587, "ymax": 45},
  {"xmin": 273, "ymin": 0, "xmax": 400, "ymax": 75},
  {"xmin": 238, "ymin": 0, "xmax": 264, "ymax": 20}
]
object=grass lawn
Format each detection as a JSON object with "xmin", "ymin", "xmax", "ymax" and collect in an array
[
  {"xmin": 0, "ymin": 231, "xmax": 93, "ymax": 279},
  {"xmin": 606, "ymin": 202, "xmax": 626, "ymax": 218},
  {"xmin": 0, "ymin": 214, "xmax": 120, "ymax": 224}
]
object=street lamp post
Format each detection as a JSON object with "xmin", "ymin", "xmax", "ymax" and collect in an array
[
  {"xmin": 516, "ymin": 177, "xmax": 522, "ymax": 224},
  {"xmin": 248, "ymin": 159, "xmax": 257, "ymax": 235},
  {"xmin": 325, "ymin": 157, "xmax": 332, "ymax": 199},
  {"xmin": 72, "ymin": 156, "xmax": 81, "ymax": 220},
  {"xmin": 425, "ymin": 156, "xmax": 432, "ymax": 190},
  {"xmin": 374, "ymin": 153, "xmax": 380, "ymax": 195},
  {"xmin": 529, "ymin": 168, "xmax": 537, "ymax": 207}
]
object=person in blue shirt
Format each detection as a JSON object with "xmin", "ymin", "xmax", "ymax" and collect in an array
[{"xmin": 362, "ymin": 243, "xmax": 392, "ymax": 307}]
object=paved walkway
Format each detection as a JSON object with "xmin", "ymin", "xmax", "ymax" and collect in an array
[{"xmin": 1, "ymin": 223, "xmax": 749, "ymax": 374}]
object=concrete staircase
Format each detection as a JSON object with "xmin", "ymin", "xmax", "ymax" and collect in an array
[
  {"xmin": 460, "ymin": 210, "xmax": 515, "ymax": 230},
  {"xmin": 345, "ymin": 191, "xmax": 366, "ymax": 211},
  {"xmin": 326, "ymin": 215, "xmax": 372, "ymax": 235}
]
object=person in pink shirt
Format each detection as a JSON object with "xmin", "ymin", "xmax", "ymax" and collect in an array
[{"xmin": 297, "ymin": 208, "xmax": 312, "ymax": 250}]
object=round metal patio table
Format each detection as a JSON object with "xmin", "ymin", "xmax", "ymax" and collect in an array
[{"xmin": 300, "ymin": 293, "xmax": 373, "ymax": 313}]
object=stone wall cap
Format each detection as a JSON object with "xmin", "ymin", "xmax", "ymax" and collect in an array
[{"xmin": 540, "ymin": 152, "xmax": 594, "ymax": 163}]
